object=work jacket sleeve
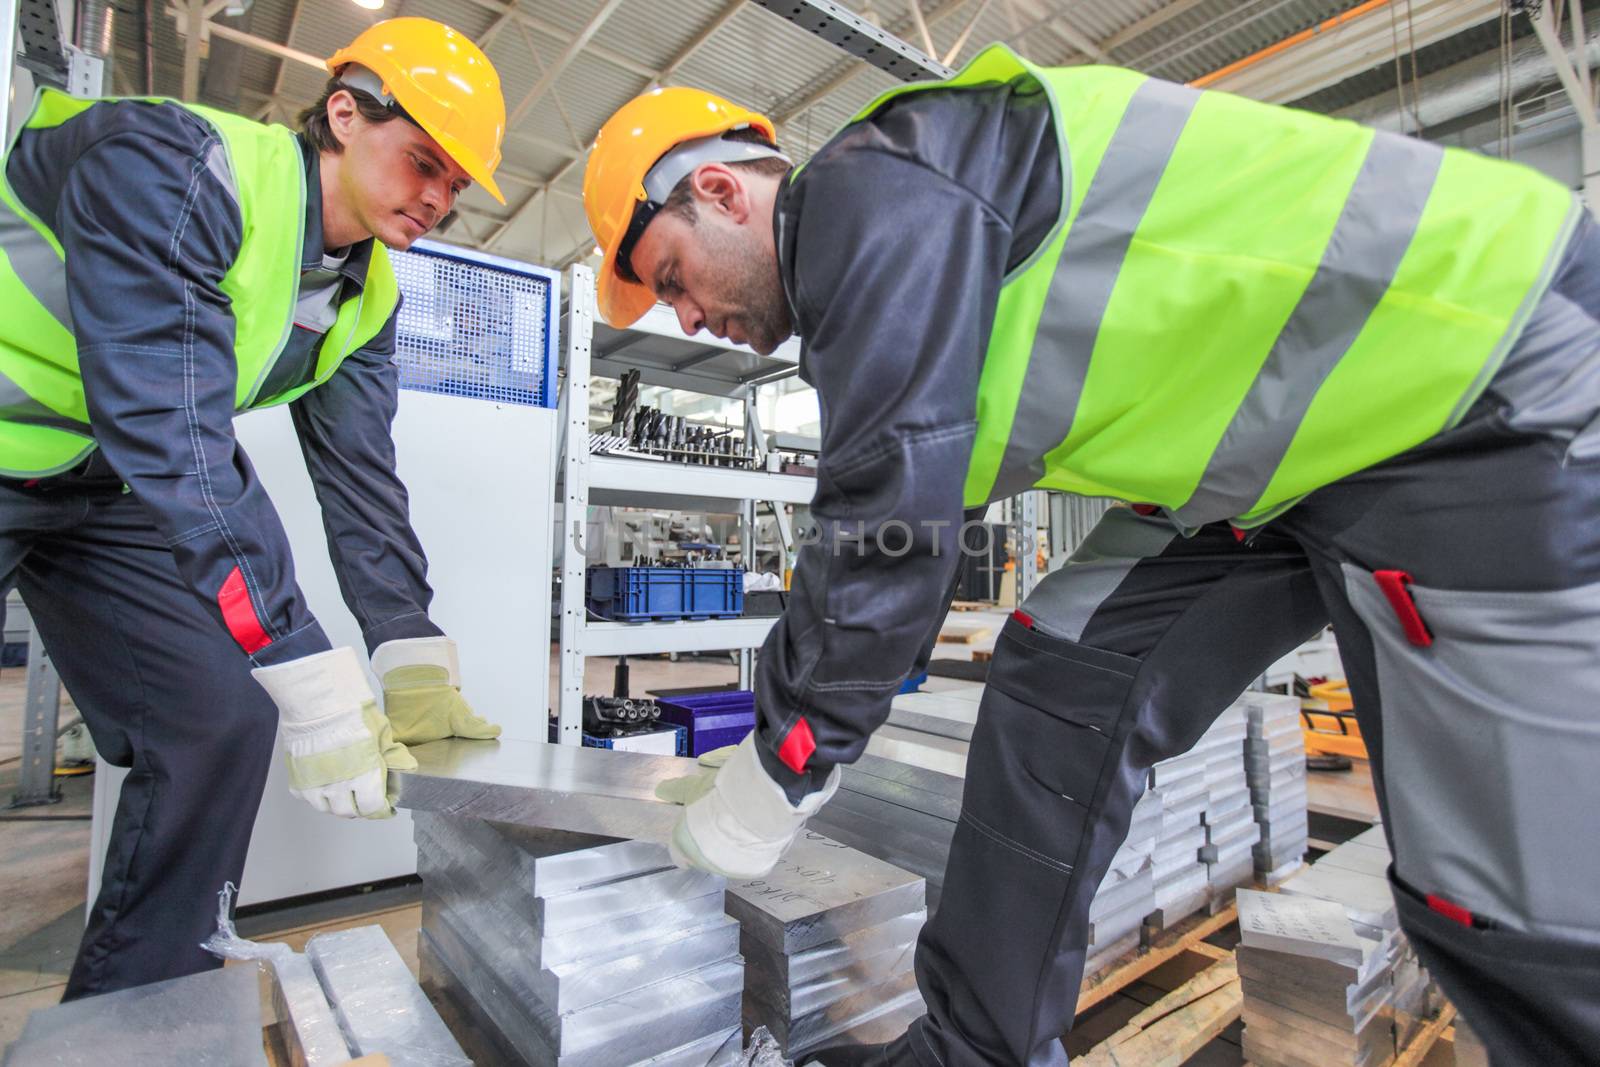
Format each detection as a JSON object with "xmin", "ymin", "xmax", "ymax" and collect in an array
[
  {"xmin": 290, "ymin": 306, "xmax": 446, "ymax": 654},
  {"xmin": 753, "ymin": 146, "xmax": 1007, "ymax": 800},
  {"xmin": 59, "ymin": 122, "xmax": 333, "ymax": 666}
]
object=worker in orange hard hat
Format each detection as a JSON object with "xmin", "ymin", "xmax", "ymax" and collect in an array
[
  {"xmin": 0, "ymin": 16, "xmax": 504, "ymax": 997},
  {"xmin": 587, "ymin": 42, "xmax": 1600, "ymax": 1067}
]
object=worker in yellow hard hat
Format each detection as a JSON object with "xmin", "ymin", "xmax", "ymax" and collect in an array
[
  {"xmin": 0, "ymin": 17, "xmax": 504, "ymax": 997},
  {"xmin": 588, "ymin": 43, "xmax": 1600, "ymax": 1067}
]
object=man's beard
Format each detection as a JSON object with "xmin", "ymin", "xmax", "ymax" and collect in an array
[{"xmin": 703, "ymin": 223, "xmax": 792, "ymax": 355}]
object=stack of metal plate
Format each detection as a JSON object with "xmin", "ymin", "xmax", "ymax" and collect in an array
[
  {"xmin": 1086, "ymin": 789, "xmax": 1162, "ymax": 974},
  {"xmin": 1147, "ymin": 741, "xmax": 1211, "ymax": 929},
  {"xmin": 1239, "ymin": 831, "xmax": 1437, "ymax": 1067},
  {"xmin": 413, "ymin": 812, "xmax": 744, "ymax": 1067},
  {"xmin": 1197, "ymin": 702, "xmax": 1260, "ymax": 903},
  {"xmin": 727, "ymin": 831, "xmax": 927, "ymax": 1062},
  {"xmin": 306, "ymin": 925, "xmax": 472, "ymax": 1066},
  {"xmin": 1236, "ymin": 889, "xmax": 1399, "ymax": 1067},
  {"xmin": 1243, "ymin": 693, "xmax": 1309, "ymax": 883}
]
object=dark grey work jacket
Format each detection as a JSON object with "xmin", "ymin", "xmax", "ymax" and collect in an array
[
  {"xmin": 755, "ymin": 80, "xmax": 1061, "ymax": 797},
  {"xmin": 4, "ymin": 100, "xmax": 441, "ymax": 666}
]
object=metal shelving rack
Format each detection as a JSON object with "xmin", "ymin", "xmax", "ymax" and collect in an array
[{"xmin": 553, "ymin": 265, "xmax": 812, "ymax": 744}]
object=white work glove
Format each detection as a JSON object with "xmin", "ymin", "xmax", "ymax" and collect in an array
[
  {"xmin": 252, "ymin": 646, "xmax": 418, "ymax": 819},
  {"xmin": 371, "ymin": 636, "xmax": 501, "ymax": 746},
  {"xmin": 654, "ymin": 733, "xmax": 839, "ymax": 879}
]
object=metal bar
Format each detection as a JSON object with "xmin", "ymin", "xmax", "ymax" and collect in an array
[
  {"xmin": 1529, "ymin": 0, "xmax": 1600, "ymax": 124},
  {"xmin": 512, "ymin": 18, "xmax": 587, "ymax": 151},
  {"xmin": 1579, "ymin": 0, "xmax": 1598, "ymax": 106},
  {"xmin": 202, "ymin": 18, "xmax": 323, "ymax": 74},
  {"xmin": 180, "ymin": 0, "xmax": 203, "ymax": 100},
  {"xmin": 746, "ymin": 0, "xmax": 952, "ymax": 82},
  {"xmin": 557, "ymin": 265, "xmax": 596, "ymax": 744},
  {"xmin": 654, "ymin": 0, "xmax": 746, "ymax": 87},
  {"xmin": 11, "ymin": 622, "xmax": 62, "ymax": 808},
  {"xmin": 906, "ymin": 0, "xmax": 937, "ymax": 58},
  {"xmin": 454, "ymin": 0, "xmax": 657, "ymax": 79},
  {"xmin": 1, "ymin": 0, "xmax": 18, "ymax": 143},
  {"xmin": 507, "ymin": 0, "xmax": 625, "ymax": 129},
  {"xmin": 392, "ymin": 738, "xmax": 696, "ymax": 841},
  {"xmin": 943, "ymin": 0, "xmax": 994, "ymax": 65},
  {"xmin": 1098, "ymin": 0, "xmax": 1218, "ymax": 55}
]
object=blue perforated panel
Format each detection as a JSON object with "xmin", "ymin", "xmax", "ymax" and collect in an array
[{"xmin": 389, "ymin": 242, "xmax": 559, "ymax": 408}]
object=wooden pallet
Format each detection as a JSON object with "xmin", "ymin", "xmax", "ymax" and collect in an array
[
  {"xmin": 937, "ymin": 622, "xmax": 992, "ymax": 644},
  {"xmin": 1077, "ymin": 903, "xmax": 1239, "ymax": 1012},
  {"xmin": 1073, "ymin": 896, "xmax": 1458, "ymax": 1067}
]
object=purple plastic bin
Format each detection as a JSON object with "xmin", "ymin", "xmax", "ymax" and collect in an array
[{"xmin": 655, "ymin": 690, "xmax": 756, "ymax": 757}]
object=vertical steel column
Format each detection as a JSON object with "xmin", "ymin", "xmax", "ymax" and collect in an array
[
  {"xmin": 1015, "ymin": 491, "xmax": 1039, "ymax": 601},
  {"xmin": 739, "ymin": 388, "xmax": 761, "ymax": 690},
  {"xmin": 10, "ymin": 621, "xmax": 62, "ymax": 808},
  {"xmin": 1, "ymin": 0, "xmax": 17, "ymax": 142},
  {"xmin": 556, "ymin": 266, "xmax": 596, "ymax": 745}
]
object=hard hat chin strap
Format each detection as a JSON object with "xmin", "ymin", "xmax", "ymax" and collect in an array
[
  {"xmin": 641, "ymin": 132, "xmax": 791, "ymax": 203},
  {"xmin": 334, "ymin": 63, "xmax": 423, "ymax": 130},
  {"xmin": 614, "ymin": 132, "xmax": 791, "ymax": 284}
]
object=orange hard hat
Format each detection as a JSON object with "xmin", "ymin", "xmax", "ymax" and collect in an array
[
  {"xmin": 583, "ymin": 87, "xmax": 781, "ymax": 327},
  {"xmin": 328, "ymin": 17, "xmax": 507, "ymax": 204}
]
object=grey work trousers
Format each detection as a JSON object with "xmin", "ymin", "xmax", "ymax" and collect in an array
[
  {"xmin": 0, "ymin": 481, "xmax": 278, "ymax": 998},
  {"xmin": 886, "ymin": 232, "xmax": 1600, "ymax": 1066}
]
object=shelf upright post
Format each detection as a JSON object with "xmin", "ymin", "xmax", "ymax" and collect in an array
[{"xmin": 556, "ymin": 264, "xmax": 597, "ymax": 745}]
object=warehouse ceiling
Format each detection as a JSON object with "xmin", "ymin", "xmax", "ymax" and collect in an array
[{"xmin": 105, "ymin": 0, "xmax": 1548, "ymax": 273}]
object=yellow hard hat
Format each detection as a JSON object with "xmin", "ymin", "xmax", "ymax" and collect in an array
[
  {"xmin": 583, "ymin": 87, "xmax": 781, "ymax": 327},
  {"xmin": 328, "ymin": 17, "xmax": 507, "ymax": 204}
]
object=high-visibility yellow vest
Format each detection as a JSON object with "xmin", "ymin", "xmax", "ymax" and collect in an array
[
  {"xmin": 834, "ymin": 45, "xmax": 1578, "ymax": 526},
  {"xmin": 0, "ymin": 90, "xmax": 399, "ymax": 477}
]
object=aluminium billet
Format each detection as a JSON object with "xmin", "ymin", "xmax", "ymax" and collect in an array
[
  {"xmin": 412, "ymin": 810, "xmax": 673, "ymax": 896},
  {"xmin": 738, "ymin": 910, "xmax": 927, "ymax": 988},
  {"xmin": 755, "ymin": 968, "xmax": 920, "ymax": 1053},
  {"xmin": 418, "ymin": 848, "xmax": 726, "ymax": 972},
  {"xmin": 421, "ymin": 906, "xmax": 742, "ymax": 1067},
  {"xmin": 418, "ymin": 933, "xmax": 742, "ymax": 1067},
  {"xmin": 2, "ymin": 964, "xmax": 269, "ymax": 1067},
  {"xmin": 725, "ymin": 831, "xmax": 927, "ymax": 954},
  {"xmin": 839, "ymin": 768, "xmax": 962, "ymax": 823},
  {"xmin": 394, "ymin": 738, "xmax": 700, "ymax": 843},
  {"xmin": 304, "ymin": 925, "xmax": 470, "ymax": 1067},
  {"xmin": 745, "ymin": 937, "xmax": 916, "ymax": 1023},
  {"xmin": 420, "ymin": 896, "xmax": 740, "ymax": 1021},
  {"xmin": 268, "ymin": 952, "xmax": 353, "ymax": 1067}
]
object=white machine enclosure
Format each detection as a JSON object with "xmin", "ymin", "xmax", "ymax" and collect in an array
[{"xmin": 89, "ymin": 354, "xmax": 559, "ymax": 908}]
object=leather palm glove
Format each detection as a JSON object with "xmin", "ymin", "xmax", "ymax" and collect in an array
[
  {"xmin": 371, "ymin": 636, "xmax": 501, "ymax": 746},
  {"xmin": 654, "ymin": 733, "xmax": 839, "ymax": 879},
  {"xmin": 252, "ymin": 646, "xmax": 417, "ymax": 819}
]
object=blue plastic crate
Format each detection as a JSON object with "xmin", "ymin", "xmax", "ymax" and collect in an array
[
  {"xmin": 548, "ymin": 720, "xmax": 687, "ymax": 756},
  {"xmin": 586, "ymin": 566, "xmax": 744, "ymax": 621},
  {"xmin": 655, "ymin": 691, "xmax": 756, "ymax": 757},
  {"xmin": 389, "ymin": 240, "xmax": 559, "ymax": 409}
]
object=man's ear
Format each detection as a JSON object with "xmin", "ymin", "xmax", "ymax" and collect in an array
[
  {"xmin": 325, "ymin": 89, "xmax": 360, "ymax": 150},
  {"xmin": 690, "ymin": 164, "xmax": 748, "ymax": 223}
]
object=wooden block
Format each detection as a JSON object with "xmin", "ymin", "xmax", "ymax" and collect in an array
[
  {"xmin": 937, "ymin": 623, "xmax": 992, "ymax": 644},
  {"xmin": 972, "ymin": 650, "xmax": 993, "ymax": 663}
]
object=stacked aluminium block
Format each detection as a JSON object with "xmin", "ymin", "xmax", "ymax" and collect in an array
[
  {"xmin": 1196, "ymin": 701, "xmax": 1261, "ymax": 904},
  {"xmin": 1085, "ymin": 789, "xmax": 1160, "ymax": 972},
  {"xmin": 1238, "ymin": 829, "xmax": 1436, "ymax": 1067},
  {"xmin": 727, "ymin": 831, "xmax": 928, "ymax": 1061},
  {"xmin": 1243, "ymin": 692, "xmax": 1310, "ymax": 883},
  {"xmin": 413, "ymin": 813, "xmax": 744, "ymax": 1067}
]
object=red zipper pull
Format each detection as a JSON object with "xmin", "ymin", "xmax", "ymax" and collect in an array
[{"xmin": 1373, "ymin": 570, "xmax": 1432, "ymax": 648}]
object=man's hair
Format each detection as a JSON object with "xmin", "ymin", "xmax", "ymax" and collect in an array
[
  {"xmin": 658, "ymin": 127, "xmax": 792, "ymax": 226},
  {"xmin": 298, "ymin": 77, "xmax": 401, "ymax": 154}
]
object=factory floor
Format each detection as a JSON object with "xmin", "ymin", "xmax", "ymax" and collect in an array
[{"xmin": 0, "ymin": 652, "xmax": 1448, "ymax": 1065}]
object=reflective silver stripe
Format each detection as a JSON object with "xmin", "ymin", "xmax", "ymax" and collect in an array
[
  {"xmin": 0, "ymin": 373, "xmax": 89, "ymax": 435},
  {"xmin": 1173, "ymin": 134, "xmax": 1443, "ymax": 526},
  {"xmin": 1020, "ymin": 507, "xmax": 1176, "ymax": 643},
  {"xmin": 205, "ymin": 141, "xmax": 240, "ymax": 208},
  {"xmin": 0, "ymin": 190, "xmax": 72, "ymax": 330},
  {"xmin": 989, "ymin": 78, "xmax": 1199, "ymax": 501}
]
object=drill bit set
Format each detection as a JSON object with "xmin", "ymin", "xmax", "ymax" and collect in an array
[{"xmin": 603, "ymin": 370, "xmax": 753, "ymax": 468}]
